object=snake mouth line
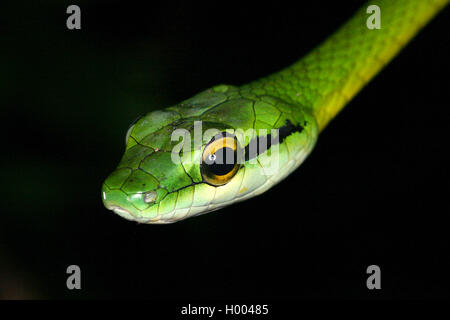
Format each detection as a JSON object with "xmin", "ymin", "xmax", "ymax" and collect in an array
[
  {"xmin": 105, "ymin": 205, "xmax": 136, "ymax": 221},
  {"xmin": 106, "ymin": 204, "xmax": 175, "ymax": 224}
]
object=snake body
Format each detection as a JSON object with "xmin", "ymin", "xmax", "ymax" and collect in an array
[{"xmin": 102, "ymin": 0, "xmax": 448, "ymax": 223}]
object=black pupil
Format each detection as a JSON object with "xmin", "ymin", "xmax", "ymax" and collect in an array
[{"xmin": 205, "ymin": 147, "xmax": 236, "ymax": 176}]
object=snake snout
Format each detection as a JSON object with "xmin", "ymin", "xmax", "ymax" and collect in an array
[
  {"xmin": 143, "ymin": 191, "xmax": 157, "ymax": 204},
  {"xmin": 101, "ymin": 179, "xmax": 170, "ymax": 223}
]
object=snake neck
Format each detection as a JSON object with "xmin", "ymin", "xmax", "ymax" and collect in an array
[{"xmin": 241, "ymin": 0, "xmax": 448, "ymax": 132}]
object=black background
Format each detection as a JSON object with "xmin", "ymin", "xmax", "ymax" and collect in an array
[{"xmin": 1, "ymin": 0, "xmax": 449, "ymax": 300}]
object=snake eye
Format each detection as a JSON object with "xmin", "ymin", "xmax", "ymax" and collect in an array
[{"xmin": 201, "ymin": 134, "xmax": 241, "ymax": 186}]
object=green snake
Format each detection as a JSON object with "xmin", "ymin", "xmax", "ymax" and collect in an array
[{"xmin": 102, "ymin": 0, "xmax": 448, "ymax": 224}]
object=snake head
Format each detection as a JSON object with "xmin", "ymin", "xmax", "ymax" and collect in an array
[{"xmin": 102, "ymin": 85, "xmax": 318, "ymax": 223}]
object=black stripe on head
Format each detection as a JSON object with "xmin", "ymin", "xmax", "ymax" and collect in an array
[{"xmin": 244, "ymin": 120, "xmax": 305, "ymax": 162}]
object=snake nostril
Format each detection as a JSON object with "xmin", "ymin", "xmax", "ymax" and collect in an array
[{"xmin": 144, "ymin": 191, "xmax": 157, "ymax": 204}]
